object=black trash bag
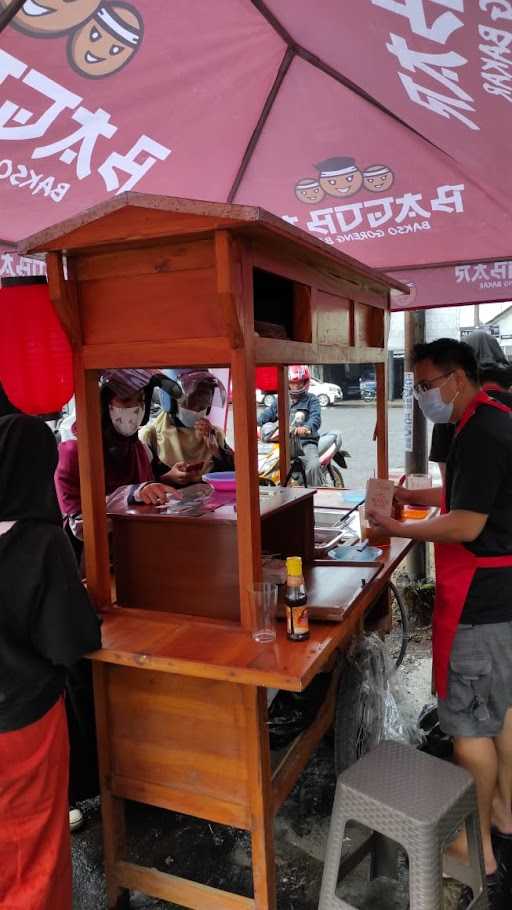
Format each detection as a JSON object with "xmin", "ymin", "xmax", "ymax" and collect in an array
[
  {"xmin": 267, "ymin": 672, "xmax": 332, "ymax": 750},
  {"xmin": 417, "ymin": 702, "xmax": 453, "ymax": 761}
]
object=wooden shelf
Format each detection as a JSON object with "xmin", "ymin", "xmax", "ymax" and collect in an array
[
  {"xmin": 255, "ymin": 336, "xmax": 387, "ymax": 366},
  {"xmin": 107, "ymin": 486, "xmax": 314, "ymax": 525},
  {"xmin": 255, "ymin": 336, "xmax": 315, "ymax": 365},
  {"xmin": 89, "ymin": 606, "xmax": 342, "ymax": 691},
  {"xmin": 91, "ymin": 532, "xmax": 416, "ymax": 690}
]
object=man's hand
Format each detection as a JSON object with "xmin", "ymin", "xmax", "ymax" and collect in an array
[
  {"xmin": 137, "ymin": 483, "xmax": 170, "ymax": 505},
  {"xmin": 393, "ymin": 484, "xmax": 413, "ymax": 505},
  {"xmin": 294, "ymin": 425, "xmax": 311, "ymax": 438},
  {"xmin": 366, "ymin": 510, "xmax": 403, "ymax": 537},
  {"xmin": 394, "ymin": 484, "xmax": 443, "ymax": 508}
]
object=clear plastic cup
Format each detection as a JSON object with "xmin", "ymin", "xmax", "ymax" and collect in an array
[
  {"xmin": 358, "ymin": 504, "xmax": 368, "ymax": 540},
  {"xmin": 405, "ymin": 474, "xmax": 432, "ymax": 489},
  {"xmin": 250, "ymin": 583, "xmax": 278, "ymax": 643}
]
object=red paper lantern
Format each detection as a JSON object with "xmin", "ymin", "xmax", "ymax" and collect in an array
[{"xmin": 0, "ymin": 284, "xmax": 73, "ymax": 415}]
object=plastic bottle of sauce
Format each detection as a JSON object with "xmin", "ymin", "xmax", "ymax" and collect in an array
[{"xmin": 285, "ymin": 556, "xmax": 309, "ymax": 641}]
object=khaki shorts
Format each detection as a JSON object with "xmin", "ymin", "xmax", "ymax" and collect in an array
[{"xmin": 438, "ymin": 622, "xmax": 512, "ymax": 738}]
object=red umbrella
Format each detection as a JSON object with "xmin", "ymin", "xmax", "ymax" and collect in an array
[{"xmin": 0, "ymin": 0, "xmax": 509, "ymax": 307}]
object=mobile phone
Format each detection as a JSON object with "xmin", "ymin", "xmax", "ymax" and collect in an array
[{"xmin": 185, "ymin": 461, "xmax": 204, "ymax": 473}]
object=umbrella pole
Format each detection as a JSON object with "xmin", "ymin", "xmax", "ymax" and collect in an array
[
  {"xmin": 0, "ymin": 0, "xmax": 25, "ymax": 34},
  {"xmin": 405, "ymin": 309, "xmax": 427, "ymax": 580}
]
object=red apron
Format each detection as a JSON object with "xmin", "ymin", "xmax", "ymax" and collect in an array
[
  {"xmin": 434, "ymin": 390, "xmax": 512, "ymax": 699},
  {"xmin": 0, "ymin": 697, "xmax": 72, "ymax": 909}
]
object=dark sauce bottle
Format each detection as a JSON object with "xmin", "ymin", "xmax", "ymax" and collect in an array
[{"xmin": 285, "ymin": 556, "xmax": 309, "ymax": 642}]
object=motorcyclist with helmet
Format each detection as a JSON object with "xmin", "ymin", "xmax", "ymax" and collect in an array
[
  {"xmin": 257, "ymin": 365, "xmax": 323, "ymax": 487},
  {"xmin": 139, "ymin": 368, "xmax": 234, "ymax": 484}
]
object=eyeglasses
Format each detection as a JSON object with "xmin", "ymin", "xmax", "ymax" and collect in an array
[{"xmin": 413, "ymin": 370, "xmax": 454, "ymax": 395}]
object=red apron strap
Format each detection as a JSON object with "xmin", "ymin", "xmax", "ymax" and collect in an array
[
  {"xmin": 475, "ymin": 555, "xmax": 512, "ymax": 569},
  {"xmin": 455, "ymin": 389, "xmax": 511, "ymax": 437}
]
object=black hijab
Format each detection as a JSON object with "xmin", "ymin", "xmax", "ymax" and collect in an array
[
  {"xmin": 0, "ymin": 382, "xmax": 20, "ymax": 418},
  {"xmin": 0, "ymin": 414, "xmax": 61, "ymax": 523},
  {"xmin": 466, "ymin": 330, "xmax": 512, "ymax": 388}
]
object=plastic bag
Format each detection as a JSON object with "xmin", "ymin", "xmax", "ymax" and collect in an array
[
  {"xmin": 335, "ymin": 634, "xmax": 417, "ymax": 774},
  {"xmin": 417, "ymin": 702, "xmax": 453, "ymax": 761}
]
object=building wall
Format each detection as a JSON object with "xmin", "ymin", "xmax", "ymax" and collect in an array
[
  {"xmin": 426, "ymin": 306, "xmax": 460, "ymax": 342},
  {"xmin": 494, "ymin": 310, "xmax": 512, "ymax": 336}
]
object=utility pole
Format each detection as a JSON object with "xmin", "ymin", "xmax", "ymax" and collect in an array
[{"xmin": 404, "ymin": 309, "xmax": 427, "ymax": 579}]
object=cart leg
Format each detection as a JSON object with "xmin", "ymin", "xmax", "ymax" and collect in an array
[
  {"xmin": 103, "ymin": 794, "xmax": 129, "ymax": 909},
  {"xmin": 92, "ymin": 663, "xmax": 130, "ymax": 909},
  {"xmin": 244, "ymin": 686, "xmax": 277, "ymax": 910}
]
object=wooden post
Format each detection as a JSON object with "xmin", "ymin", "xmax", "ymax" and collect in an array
[
  {"xmin": 244, "ymin": 686, "xmax": 276, "ymax": 910},
  {"xmin": 216, "ymin": 233, "xmax": 262, "ymax": 630},
  {"xmin": 73, "ymin": 360, "xmax": 111, "ymax": 608},
  {"xmin": 405, "ymin": 309, "xmax": 427, "ymax": 578},
  {"xmin": 93, "ymin": 664, "xmax": 129, "ymax": 909},
  {"xmin": 375, "ymin": 361, "xmax": 388, "ymax": 478},
  {"xmin": 46, "ymin": 252, "xmax": 81, "ymax": 349},
  {"xmin": 277, "ymin": 366, "xmax": 290, "ymax": 482},
  {"xmin": 45, "ymin": 251, "xmax": 111, "ymax": 607}
]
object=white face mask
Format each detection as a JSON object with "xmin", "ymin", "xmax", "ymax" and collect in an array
[
  {"xmin": 109, "ymin": 404, "xmax": 145, "ymax": 437},
  {"xmin": 414, "ymin": 375, "xmax": 458, "ymax": 424},
  {"xmin": 177, "ymin": 405, "xmax": 208, "ymax": 428}
]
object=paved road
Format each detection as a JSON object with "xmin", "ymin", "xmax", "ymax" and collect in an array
[
  {"xmin": 227, "ymin": 402, "xmax": 434, "ymax": 488},
  {"xmin": 314, "ymin": 402, "xmax": 411, "ymax": 488}
]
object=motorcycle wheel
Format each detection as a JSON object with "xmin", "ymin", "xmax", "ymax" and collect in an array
[{"xmin": 325, "ymin": 462, "xmax": 344, "ymax": 488}]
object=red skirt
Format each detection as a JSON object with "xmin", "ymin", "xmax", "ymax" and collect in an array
[{"xmin": 0, "ymin": 697, "xmax": 72, "ymax": 909}]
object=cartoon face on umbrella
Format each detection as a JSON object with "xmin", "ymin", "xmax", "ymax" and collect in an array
[
  {"xmin": 315, "ymin": 157, "xmax": 363, "ymax": 198},
  {"xmin": 68, "ymin": 2, "xmax": 143, "ymax": 78},
  {"xmin": 363, "ymin": 165, "xmax": 394, "ymax": 193},
  {"xmin": 1, "ymin": 0, "xmax": 99, "ymax": 36},
  {"xmin": 294, "ymin": 178, "xmax": 325, "ymax": 205}
]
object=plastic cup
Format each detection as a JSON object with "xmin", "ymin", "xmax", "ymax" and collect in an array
[
  {"xmin": 250, "ymin": 583, "xmax": 278, "ymax": 643},
  {"xmin": 406, "ymin": 474, "xmax": 432, "ymax": 489},
  {"xmin": 360, "ymin": 504, "xmax": 390, "ymax": 548},
  {"xmin": 358, "ymin": 504, "xmax": 368, "ymax": 540}
]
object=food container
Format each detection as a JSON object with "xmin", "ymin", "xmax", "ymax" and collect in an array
[{"xmin": 203, "ymin": 471, "xmax": 236, "ymax": 491}]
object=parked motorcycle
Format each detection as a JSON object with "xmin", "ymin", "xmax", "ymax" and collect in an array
[
  {"xmin": 359, "ymin": 378, "xmax": 377, "ymax": 402},
  {"xmin": 258, "ymin": 417, "xmax": 349, "ymax": 487}
]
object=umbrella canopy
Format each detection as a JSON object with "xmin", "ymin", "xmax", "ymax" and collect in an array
[{"xmin": 0, "ymin": 0, "xmax": 510, "ymax": 307}]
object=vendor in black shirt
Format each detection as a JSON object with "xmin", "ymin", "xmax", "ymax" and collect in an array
[
  {"xmin": 367, "ymin": 338, "xmax": 512, "ymax": 889},
  {"xmin": 429, "ymin": 330, "xmax": 512, "ymax": 474}
]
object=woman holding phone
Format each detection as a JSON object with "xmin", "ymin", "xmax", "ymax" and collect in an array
[{"xmin": 139, "ymin": 368, "xmax": 234, "ymax": 483}]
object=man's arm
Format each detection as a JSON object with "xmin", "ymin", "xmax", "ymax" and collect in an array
[
  {"xmin": 395, "ymin": 485, "xmax": 443, "ymax": 508},
  {"xmin": 303, "ymin": 394, "xmax": 321, "ymax": 434},
  {"xmin": 367, "ymin": 508, "xmax": 487, "ymax": 544},
  {"xmin": 257, "ymin": 401, "xmax": 278, "ymax": 426}
]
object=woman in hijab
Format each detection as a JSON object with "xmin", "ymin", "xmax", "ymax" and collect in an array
[
  {"xmin": 140, "ymin": 368, "xmax": 234, "ymax": 484},
  {"xmin": 55, "ymin": 369, "xmax": 171, "ymax": 544},
  {"xmin": 0, "ymin": 414, "xmax": 101, "ymax": 909}
]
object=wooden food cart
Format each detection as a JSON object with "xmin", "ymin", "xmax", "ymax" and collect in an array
[{"xmin": 22, "ymin": 195, "xmax": 411, "ymax": 910}]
